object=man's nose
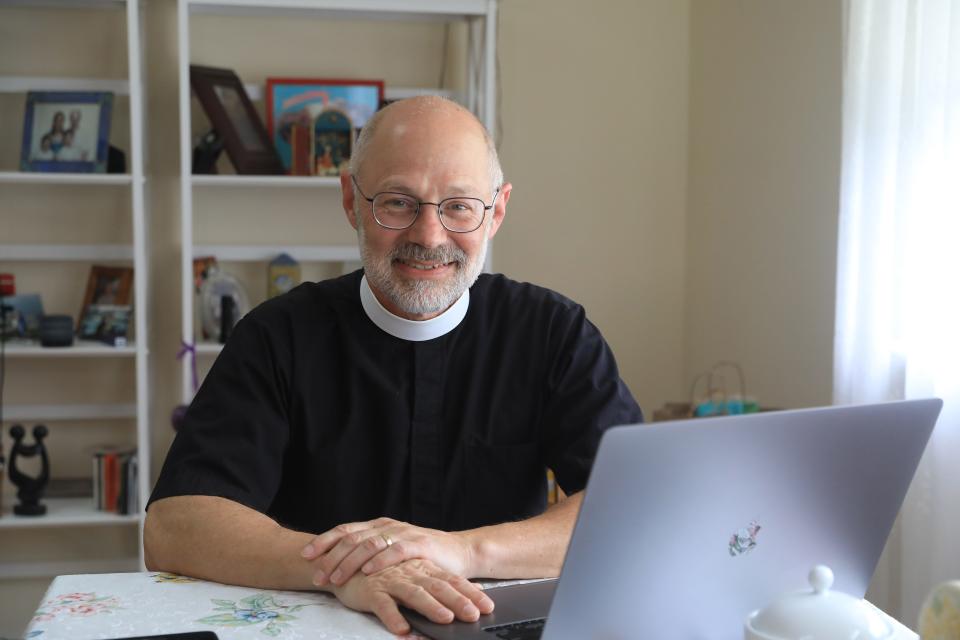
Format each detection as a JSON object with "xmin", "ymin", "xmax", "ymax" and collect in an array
[{"xmin": 405, "ymin": 203, "xmax": 448, "ymax": 248}]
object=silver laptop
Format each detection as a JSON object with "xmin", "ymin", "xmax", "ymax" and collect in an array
[{"xmin": 408, "ymin": 399, "xmax": 941, "ymax": 640}]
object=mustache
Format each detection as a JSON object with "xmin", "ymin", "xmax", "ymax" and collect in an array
[{"xmin": 390, "ymin": 242, "xmax": 466, "ymax": 265}]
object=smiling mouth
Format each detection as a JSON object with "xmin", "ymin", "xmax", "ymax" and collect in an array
[{"xmin": 395, "ymin": 259, "xmax": 456, "ymax": 271}]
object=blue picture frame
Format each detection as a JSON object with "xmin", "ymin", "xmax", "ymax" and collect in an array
[{"xmin": 20, "ymin": 91, "xmax": 114, "ymax": 173}]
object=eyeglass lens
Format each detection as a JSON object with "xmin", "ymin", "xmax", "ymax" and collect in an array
[{"xmin": 373, "ymin": 193, "xmax": 486, "ymax": 232}]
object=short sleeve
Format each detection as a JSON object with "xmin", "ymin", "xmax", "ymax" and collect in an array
[
  {"xmin": 148, "ymin": 311, "xmax": 292, "ymax": 514},
  {"xmin": 541, "ymin": 305, "xmax": 643, "ymax": 494}
]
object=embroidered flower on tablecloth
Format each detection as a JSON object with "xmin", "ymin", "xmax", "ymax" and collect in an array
[
  {"xmin": 151, "ymin": 572, "xmax": 198, "ymax": 584},
  {"xmin": 32, "ymin": 592, "xmax": 122, "ymax": 622},
  {"xmin": 197, "ymin": 593, "xmax": 315, "ymax": 636}
]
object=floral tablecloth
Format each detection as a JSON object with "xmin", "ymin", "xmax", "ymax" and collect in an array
[
  {"xmin": 25, "ymin": 571, "xmax": 919, "ymax": 640},
  {"xmin": 25, "ymin": 572, "xmax": 418, "ymax": 640}
]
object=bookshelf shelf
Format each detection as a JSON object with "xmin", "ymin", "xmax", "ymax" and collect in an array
[
  {"xmin": 0, "ymin": 498, "xmax": 139, "ymax": 529},
  {"xmin": 4, "ymin": 403, "xmax": 137, "ymax": 421},
  {"xmin": 0, "ymin": 244, "xmax": 134, "ymax": 261},
  {"xmin": 191, "ymin": 244, "xmax": 359, "ymax": 262},
  {"xmin": 0, "ymin": 171, "xmax": 134, "ymax": 185},
  {"xmin": 191, "ymin": 174, "xmax": 340, "ymax": 188},
  {"xmin": 195, "ymin": 341, "xmax": 224, "ymax": 355},
  {"xmin": 0, "ymin": 75, "xmax": 130, "ymax": 95},
  {"xmin": 3, "ymin": 340, "xmax": 138, "ymax": 357}
]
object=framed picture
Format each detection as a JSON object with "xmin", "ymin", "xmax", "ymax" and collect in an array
[
  {"xmin": 78, "ymin": 304, "xmax": 132, "ymax": 346},
  {"xmin": 20, "ymin": 91, "xmax": 113, "ymax": 173},
  {"xmin": 0, "ymin": 293, "xmax": 44, "ymax": 340},
  {"xmin": 190, "ymin": 65, "xmax": 284, "ymax": 175},
  {"xmin": 78, "ymin": 266, "xmax": 133, "ymax": 333},
  {"xmin": 265, "ymin": 78, "xmax": 384, "ymax": 176}
]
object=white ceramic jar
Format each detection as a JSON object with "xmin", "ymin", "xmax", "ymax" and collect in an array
[
  {"xmin": 919, "ymin": 580, "xmax": 960, "ymax": 639},
  {"xmin": 745, "ymin": 565, "xmax": 896, "ymax": 640}
]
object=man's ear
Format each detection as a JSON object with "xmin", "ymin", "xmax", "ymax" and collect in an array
[
  {"xmin": 486, "ymin": 182, "xmax": 511, "ymax": 240},
  {"xmin": 341, "ymin": 172, "xmax": 358, "ymax": 230}
]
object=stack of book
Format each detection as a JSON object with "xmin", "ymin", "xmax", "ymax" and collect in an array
[{"xmin": 92, "ymin": 446, "xmax": 137, "ymax": 514}]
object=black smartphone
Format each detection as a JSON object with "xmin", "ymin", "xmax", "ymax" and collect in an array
[{"xmin": 109, "ymin": 633, "xmax": 219, "ymax": 640}]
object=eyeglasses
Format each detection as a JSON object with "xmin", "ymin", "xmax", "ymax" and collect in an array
[{"xmin": 352, "ymin": 175, "xmax": 499, "ymax": 233}]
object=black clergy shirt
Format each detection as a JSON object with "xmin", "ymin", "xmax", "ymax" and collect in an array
[{"xmin": 148, "ymin": 270, "xmax": 643, "ymax": 534}]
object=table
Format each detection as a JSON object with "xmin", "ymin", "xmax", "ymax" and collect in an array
[
  {"xmin": 25, "ymin": 572, "xmax": 416, "ymax": 639},
  {"xmin": 25, "ymin": 572, "xmax": 919, "ymax": 639}
]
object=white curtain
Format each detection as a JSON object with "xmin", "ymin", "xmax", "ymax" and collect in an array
[{"xmin": 836, "ymin": 0, "xmax": 960, "ymax": 626}]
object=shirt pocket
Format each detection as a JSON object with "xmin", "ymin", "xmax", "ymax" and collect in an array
[{"xmin": 459, "ymin": 441, "xmax": 547, "ymax": 530}]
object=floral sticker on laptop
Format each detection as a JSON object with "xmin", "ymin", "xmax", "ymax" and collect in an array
[{"xmin": 729, "ymin": 521, "xmax": 762, "ymax": 556}]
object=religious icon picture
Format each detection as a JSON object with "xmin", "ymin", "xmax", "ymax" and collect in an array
[
  {"xmin": 20, "ymin": 91, "xmax": 113, "ymax": 173},
  {"xmin": 265, "ymin": 78, "xmax": 384, "ymax": 176}
]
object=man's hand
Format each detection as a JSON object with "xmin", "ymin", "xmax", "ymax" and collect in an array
[
  {"xmin": 332, "ymin": 558, "xmax": 494, "ymax": 636},
  {"xmin": 301, "ymin": 517, "xmax": 473, "ymax": 587}
]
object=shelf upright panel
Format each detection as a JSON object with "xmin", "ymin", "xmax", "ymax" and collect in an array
[
  {"xmin": 125, "ymin": 0, "xmax": 151, "ymax": 570},
  {"xmin": 178, "ymin": 0, "xmax": 196, "ymax": 406}
]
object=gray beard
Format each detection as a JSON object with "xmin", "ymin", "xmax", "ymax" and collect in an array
[{"xmin": 359, "ymin": 224, "xmax": 487, "ymax": 317}]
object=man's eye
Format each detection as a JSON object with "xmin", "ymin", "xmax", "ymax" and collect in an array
[
  {"xmin": 384, "ymin": 198, "xmax": 413, "ymax": 209},
  {"xmin": 445, "ymin": 201, "xmax": 471, "ymax": 212}
]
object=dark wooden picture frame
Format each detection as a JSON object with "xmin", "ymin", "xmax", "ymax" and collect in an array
[
  {"xmin": 78, "ymin": 265, "xmax": 132, "ymax": 318},
  {"xmin": 190, "ymin": 65, "xmax": 284, "ymax": 175}
]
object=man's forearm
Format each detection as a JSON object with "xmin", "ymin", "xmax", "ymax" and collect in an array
[
  {"xmin": 458, "ymin": 492, "xmax": 583, "ymax": 579},
  {"xmin": 144, "ymin": 495, "xmax": 325, "ymax": 591}
]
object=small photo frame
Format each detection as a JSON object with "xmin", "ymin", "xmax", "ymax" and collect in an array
[
  {"xmin": 265, "ymin": 78, "xmax": 384, "ymax": 176},
  {"xmin": 190, "ymin": 65, "xmax": 284, "ymax": 175},
  {"xmin": 20, "ymin": 91, "xmax": 114, "ymax": 173},
  {"xmin": 78, "ymin": 304, "xmax": 131, "ymax": 346},
  {"xmin": 78, "ymin": 266, "xmax": 133, "ymax": 333}
]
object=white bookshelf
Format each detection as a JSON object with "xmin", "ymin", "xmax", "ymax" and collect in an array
[
  {"xmin": 4, "ymin": 404, "xmax": 138, "ymax": 421},
  {"xmin": 177, "ymin": 0, "xmax": 498, "ymax": 403},
  {"xmin": 0, "ymin": 498, "xmax": 140, "ymax": 530},
  {"xmin": 0, "ymin": 171, "xmax": 134, "ymax": 185},
  {"xmin": 0, "ymin": 75, "xmax": 130, "ymax": 95},
  {"xmin": 2, "ymin": 340, "xmax": 139, "ymax": 358},
  {"xmin": 191, "ymin": 174, "xmax": 340, "ymax": 188},
  {"xmin": 0, "ymin": 0, "xmax": 150, "ymax": 576},
  {"xmin": 0, "ymin": 244, "xmax": 134, "ymax": 261},
  {"xmin": 192, "ymin": 244, "xmax": 359, "ymax": 262}
]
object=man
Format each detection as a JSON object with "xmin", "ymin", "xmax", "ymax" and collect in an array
[{"xmin": 145, "ymin": 96, "xmax": 642, "ymax": 635}]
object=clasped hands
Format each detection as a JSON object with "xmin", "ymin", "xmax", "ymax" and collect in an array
[{"xmin": 300, "ymin": 517, "xmax": 494, "ymax": 635}]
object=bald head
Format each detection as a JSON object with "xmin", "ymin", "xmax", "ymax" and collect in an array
[{"xmin": 350, "ymin": 96, "xmax": 503, "ymax": 193}]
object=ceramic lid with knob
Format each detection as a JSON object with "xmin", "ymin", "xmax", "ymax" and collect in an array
[{"xmin": 744, "ymin": 565, "xmax": 896, "ymax": 640}]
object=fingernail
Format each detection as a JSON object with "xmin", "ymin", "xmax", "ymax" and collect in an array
[
  {"xmin": 439, "ymin": 609, "xmax": 454, "ymax": 622},
  {"xmin": 362, "ymin": 562, "xmax": 373, "ymax": 573},
  {"xmin": 301, "ymin": 545, "xmax": 314, "ymax": 558},
  {"xmin": 330, "ymin": 569, "xmax": 342, "ymax": 583},
  {"xmin": 463, "ymin": 604, "xmax": 479, "ymax": 618},
  {"xmin": 312, "ymin": 571, "xmax": 325, "ymax": 586}
]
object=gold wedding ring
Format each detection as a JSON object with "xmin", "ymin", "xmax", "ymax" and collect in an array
[{"xmin": 380, "ymin": 533, "xmax": 394, "ymax": 547}]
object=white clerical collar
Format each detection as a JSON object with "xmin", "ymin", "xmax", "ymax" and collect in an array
[{"xmin": 360, "ymin": 275, "xmax": 469, "ymax": 342}]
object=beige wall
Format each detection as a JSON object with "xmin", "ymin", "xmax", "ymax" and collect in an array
[
  {"xmin": 497, "ymin": 0, "xmax": 690, "ymax": 417},
  {"xmin": 686, "ymin": 0, "xmax": 842, "ymax": 410}
]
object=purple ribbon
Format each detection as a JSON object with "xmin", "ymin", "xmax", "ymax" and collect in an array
[{"xmin": 176, "ymin": 341, "xmax": 198, "ymax": 393}]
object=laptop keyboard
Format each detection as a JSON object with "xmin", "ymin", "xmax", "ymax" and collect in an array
[{"xmin": 483, "ymin": 618, "xmax": 546, "ymax": 640}]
